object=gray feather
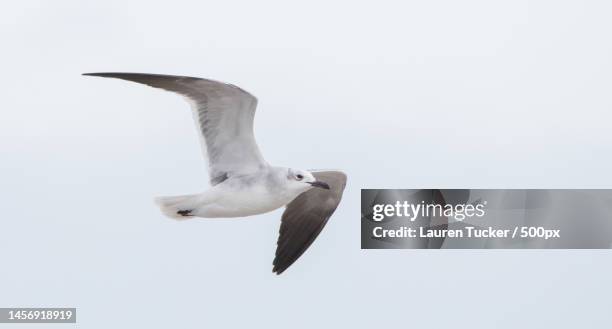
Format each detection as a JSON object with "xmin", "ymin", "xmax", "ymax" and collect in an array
[
  {"xmin": 273, "ymin": 171, "xmax": 347, "ymax": 274},
  {"xmin": 83, "ymin": 72, "xmax": 268, "ymax": 185}
]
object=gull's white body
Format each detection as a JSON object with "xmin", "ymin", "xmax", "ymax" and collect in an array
[
  {"xmin": 84, "ymin": 72, "xmax": 347, "ymax": 274},
  {"xmin": 157, "ymin": 166, "xmax": 311, "ymax": 219}
]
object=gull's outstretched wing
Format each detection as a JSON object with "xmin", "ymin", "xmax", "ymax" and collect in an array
[
  {"xmin": 273, "ymin": 171, "xmax": 347, "ymax": 274},
  {"xmin": 83, "ymin": 72, "xmax": 267, "ymax": 185}
]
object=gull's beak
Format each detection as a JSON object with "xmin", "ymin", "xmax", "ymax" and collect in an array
[{"xmin": 308, "ymin": 180, "xmax": 330, "ymax": 190}]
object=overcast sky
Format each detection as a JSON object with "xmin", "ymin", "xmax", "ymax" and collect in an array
[{"xmin": 1, "ymin": 0, "xmax": 612, "ymax": 328}]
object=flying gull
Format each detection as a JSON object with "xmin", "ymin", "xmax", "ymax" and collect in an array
[{"xmin": 83, "ymin": 72, "xmax": 347, "ymax": 274}]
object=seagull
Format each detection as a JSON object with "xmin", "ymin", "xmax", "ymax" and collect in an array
[{"xmin": 83, "ymin": 72, "xmax": 347, "ymax": 274}]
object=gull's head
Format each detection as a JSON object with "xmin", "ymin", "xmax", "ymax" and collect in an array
[{"xmin": 287, "ymin": 169, "xmax": 330, "ymax": 191}]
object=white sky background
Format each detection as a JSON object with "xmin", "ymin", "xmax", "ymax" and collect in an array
[{"xmin": 1, "ymin": 0, "xmax": 612, "ymax": 328}]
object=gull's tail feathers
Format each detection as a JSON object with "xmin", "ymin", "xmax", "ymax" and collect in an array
[{"xmin": 154, "ymin": 194, "xmax": 205, "ymax": 220}]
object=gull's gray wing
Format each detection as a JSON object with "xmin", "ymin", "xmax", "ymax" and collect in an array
[
  {"xmin": 83, "ymin": 72, "xmax": 267, "ymax": 185},
  {"xmin": 273, "ymin": 171, "xmax": 347, "ymax": 274}
]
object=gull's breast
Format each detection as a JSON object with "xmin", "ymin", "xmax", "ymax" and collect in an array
[{"xmin": 195, "ymin": 184, "xmax": 296, "ymax": 218}]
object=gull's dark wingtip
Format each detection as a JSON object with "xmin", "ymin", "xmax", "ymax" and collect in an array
[
  {"xmin": 272, "ymin": 261, "xmax": 288, "ymax": 275},
  {"xmin": 82, "ymin": 72, "xmax": 116, "ymax": 77}
]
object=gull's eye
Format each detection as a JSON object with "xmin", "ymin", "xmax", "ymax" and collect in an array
[{"xmin": 296, "ymin": 174, "xmax": 304, "ymax": 181}]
